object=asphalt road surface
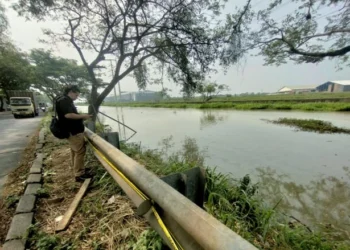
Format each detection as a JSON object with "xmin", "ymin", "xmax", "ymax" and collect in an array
[{"xmin": 0, "ymin": 112, "xmax": 42, "ymax": 193}]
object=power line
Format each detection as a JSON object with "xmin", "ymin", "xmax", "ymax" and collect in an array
[{"xmin": 314, "ymin": 8, "xmax": 344, "ymax": 20}]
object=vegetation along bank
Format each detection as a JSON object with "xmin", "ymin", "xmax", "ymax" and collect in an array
[{"xmin": 101, "ymin": 93, "xmax": 350, "ymax": 111}]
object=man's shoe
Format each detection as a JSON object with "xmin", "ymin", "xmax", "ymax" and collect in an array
[{"xmin": 75, "ymin": 173, "xmax": 92, "ymax": 182}]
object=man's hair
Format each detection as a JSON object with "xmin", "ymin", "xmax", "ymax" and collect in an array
[{"xmin": 63, "ymin": 85, "xmax": 81, "ymax": 95}]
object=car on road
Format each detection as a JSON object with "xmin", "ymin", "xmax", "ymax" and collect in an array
[{"xmin": 8, "ymin": 90, "xmax": 39, "ymax": 118}]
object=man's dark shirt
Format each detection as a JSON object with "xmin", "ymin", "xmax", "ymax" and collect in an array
[{"xmin": 56, "ymin": 95, "xmax": 84, "ymax": 135}]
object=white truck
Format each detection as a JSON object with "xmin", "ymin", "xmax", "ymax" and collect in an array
[{"xmin": 8, "ymin": 90, "xmax": 39, "ymax": 118}]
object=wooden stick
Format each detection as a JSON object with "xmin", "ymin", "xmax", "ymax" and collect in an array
[{"xmin": 56, "ymin": 178, "xmax": 91, "ymax": 232}]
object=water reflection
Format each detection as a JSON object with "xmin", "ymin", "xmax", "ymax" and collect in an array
[
  {"xmin": 199, "ymin": 111, "xmax": 227, "ymax": 129},
  {"xmin": 257, "ymin": 167, "xmax": 350, "ymax": 239}
]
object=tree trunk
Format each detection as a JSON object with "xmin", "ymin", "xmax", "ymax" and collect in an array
[
  {"xmin": 4, "ymin": 90, "xmax": 10, "ymax": 104},
  {"xmin": 0, "ymin": 96, "xmax": 4, "ymax": 112},
  {"xmin": 88, "ymin": 85, "xmax": 100, "ymax": 122}
]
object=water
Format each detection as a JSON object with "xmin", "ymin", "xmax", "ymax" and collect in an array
[{"xmin": 80, "ymin": 106, "xmax": 350, "ymax": 234}]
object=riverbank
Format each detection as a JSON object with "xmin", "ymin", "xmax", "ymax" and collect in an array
[
  {"xmin": 103, "ymin": 101, "xmax": 350, "ymax": 111},
  {"xmin": 5, "ymin": 118, "xmax": 345, "ymax": 249}
]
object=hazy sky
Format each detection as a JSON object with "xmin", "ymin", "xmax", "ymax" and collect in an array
[{"xmin": 4, "ymin": 0, "xmax": 350, "ymax": 96}]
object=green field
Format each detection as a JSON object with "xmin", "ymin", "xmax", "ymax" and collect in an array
[
  {"xmin": 151, "ymin": 92, "xmax": 350, "ymax": 103},
  {"xmin": 103, "ymin": 101, "xmax": 350, "ymax": 111},
  {"xmin": 208, "ymin": 92, "xmax": 350, "ymax": 102},
  {"xmin": 102, "ymin": 92, "xmax": 350, "ymax": 111}
]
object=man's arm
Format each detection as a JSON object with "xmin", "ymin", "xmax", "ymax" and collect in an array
[
  {"xmin": 65, "ymin": 113, "xmax": 91, "ymax": 120},
  {"xmin": 58, "ymin": 98, "xmax": 91, "ymax": 120}
]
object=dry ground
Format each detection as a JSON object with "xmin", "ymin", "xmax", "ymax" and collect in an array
[{"xmin": 29, "ymin": 132, "xmax": 148, "ymax": 249}]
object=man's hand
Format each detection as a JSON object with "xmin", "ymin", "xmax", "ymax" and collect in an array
[{"xmin": 81, "ymin": 114, "xmax": 93, "ymax": 120}]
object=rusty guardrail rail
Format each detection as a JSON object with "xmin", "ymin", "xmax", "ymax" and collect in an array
[{"xmin": 85, "ymin": 128, "xmax": 257, "ymax": 250}]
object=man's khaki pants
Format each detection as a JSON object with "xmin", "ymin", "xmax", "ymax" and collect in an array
[{"xmin": 67, "ymin": 133, "xmax": 86, "ymax": 177}]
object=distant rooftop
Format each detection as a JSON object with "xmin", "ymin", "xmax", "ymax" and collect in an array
[
  {"xmin": 278, "ymin": 85, "xmax": 318, "ymax": 92},
  {"xmin": 329, "ymin": 80, "xmax": 350, "ymax": 86}
]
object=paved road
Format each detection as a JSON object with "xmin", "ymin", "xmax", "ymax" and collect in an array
[{"xmin": 0, "ymin": 112, "xmax": 42, "ymax": 192}]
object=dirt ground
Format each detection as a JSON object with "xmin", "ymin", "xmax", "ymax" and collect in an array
[
  {"xmin": 35, "ymin": 137, "xmax": 81, "ymax": 232},
  {"xmin": 0, "ymin": 130, "xmax": 39, "ymax": 244},
  {"xmin": 30, "ymin": 132, "xmax": 147, "ymax": 249}
]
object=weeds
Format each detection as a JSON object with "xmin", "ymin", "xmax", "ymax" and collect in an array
[
  {"xmin": 27, "ymin": 224, "xmax": 75, "ymax": 250},
  {"xmin": 5, "ymin": 195, "xmax": 20, "ymax": 208},
  {"xmin": 132, "ymin": 229, "xmax": 166, "ymax": 250},
  {"xmin": 36, "ymin": 187, "xmax": 50, "ymax": 198},
  {"xmin": 271, "ymin": 118, "xmax": 350, "ymax": 134}
]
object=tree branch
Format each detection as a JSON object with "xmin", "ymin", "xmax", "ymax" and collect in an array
[
  {"xmin": 68, "ymin": 17, "xmax": 89, "ymax": 69},
  {"xmin": 231, "ymin": 0, "xmax": 252, "ymax": 35},
  {"xmin": 97, "ymin": 49, "xmax": 160, "ymax": 105},
  {"xmin": 303, "ymin": 29, "xmax": 350, "ymax": 40},
  {"xmin": 288, "ymin": 44, "xmax": 350, "ymax": 58}
]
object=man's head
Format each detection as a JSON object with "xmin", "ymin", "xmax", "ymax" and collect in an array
[{"xmin": 64, "ymin": 85, "xmax": 81, "ymax": 101}]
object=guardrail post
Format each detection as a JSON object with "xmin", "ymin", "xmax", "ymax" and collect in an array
[{"xmin": 160, "ymin": 167, "xmax": 205, "ymax": 208}]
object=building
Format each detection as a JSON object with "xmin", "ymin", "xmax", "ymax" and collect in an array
[
  {"xmin": 278, "ymin": 85, "xmax": 318, "ymax": 94},
  {"xmin": 116, "ymin": 90, "xmax": 160, "ymax": 102},
  {"xmin": 316, "ymin": 80, "xmax": 350, "ymax": 92}
]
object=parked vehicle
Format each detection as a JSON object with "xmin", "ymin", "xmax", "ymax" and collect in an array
[
  {"xmin": 39, "ymin": 102, "xmax": 47, "ymax": 112},
  {"xmin": 8, "ymin": 90, "xmax": 39, "ymax": 118}
]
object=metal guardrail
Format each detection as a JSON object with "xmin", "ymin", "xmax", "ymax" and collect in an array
[{"xmin": 85, "ymin": 128, "xmax": 257, "ymax": 250}]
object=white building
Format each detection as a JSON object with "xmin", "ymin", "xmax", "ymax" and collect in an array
[{"xmin": 278, "ymin": 85, "xmax": 318, "ymax": 94}]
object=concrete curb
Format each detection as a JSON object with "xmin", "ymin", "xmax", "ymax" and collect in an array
[{"xmin": 3, "ymin": 128, "xmax": 46, "ymax": 250}]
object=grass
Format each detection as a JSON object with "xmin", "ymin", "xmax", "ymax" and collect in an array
[
  {"xmin": 105, "ymin": 92, "xmax": 350, "ymax": 104},
  {"xmin": 210, "ymin": 92, "xmax": 350, "ymax": 102},
  {"xmin": 271, "ymin": 118, "xmax": 350, "ymax": 134},
  {"xmin": 103, "ymin": 101, "xmax": 350, "ymax": 112}
]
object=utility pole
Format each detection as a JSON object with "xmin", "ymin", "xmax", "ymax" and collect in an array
[
  {"xmin": 108, "ymin": 60, "xmax": 122, "ymax": 138},
  {"xmin": 109, "ymin": 60, "xmax": 120, "ymax": 103}
]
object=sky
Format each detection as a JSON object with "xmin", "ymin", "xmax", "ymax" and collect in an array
[{"xmin": 3, "ymin": 0, "xmax": 350, "ymax": 97}]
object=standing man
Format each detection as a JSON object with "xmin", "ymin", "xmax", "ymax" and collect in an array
[{"xmin": 56, "ymin": 85, "xmax": 92, "ymax": 182}]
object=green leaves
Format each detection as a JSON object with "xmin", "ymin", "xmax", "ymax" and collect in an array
[
  {"xmin": 0, "ymin": 2, "xmax": 8, "ymax": 39},
  {"xmin": 133, "ymin": 63, "xmax": 149, "ymax": 90},
  {"xmin": 29, "ymin": 49, "xmax": 93, "ymax": 99},
  {"xmin": 250, "ymin": 0, "xmax": 350, "ymax": 66},
  {"xmin": 0, "ymin": 42, "xmax": 33, "ymax": 93},
  {"xmin": 196, "ymin": 81, "xmax": 229, "ymax": 102}
]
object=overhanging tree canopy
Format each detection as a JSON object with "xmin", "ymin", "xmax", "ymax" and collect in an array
[
  {"xmin": 0, "ymin": 42, "xmax": 33, "ymax": 94},
  {"xmin": 14, "ymin": 0, "xmax": 252, "ymax": 114},
  {"xmin": 30, "ymin": 49, "xmax": 95, "ymax": 100},
  {"xmin": 248, "ymin": 0, "xmax": 350, "ymax": 66},
  {"xmin": 0, "ymin": 2, "xmax": 8, "ymax": 40}
]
